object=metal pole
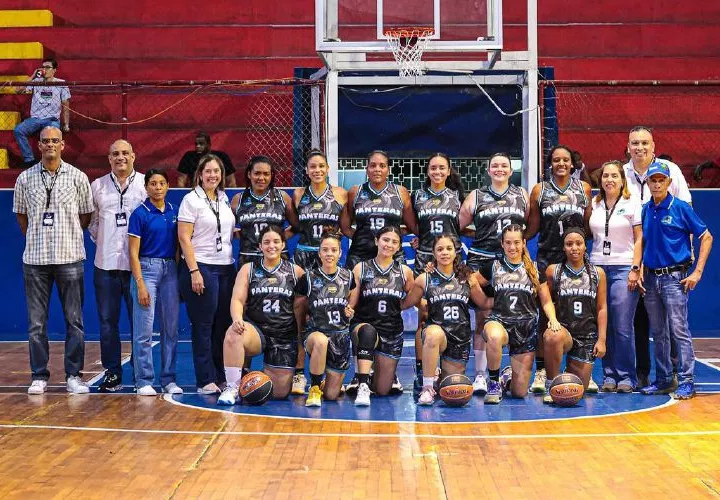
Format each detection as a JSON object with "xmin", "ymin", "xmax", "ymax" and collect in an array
[
  {"xmin": 121, "ymin": 84, "xmax": 128, "ymax": 140},
  {"xmin": 522, "ymin": 0, "xmax": 539, "ymax": 189},
  {"xmin": 326, "ymin": 71, "xmax": 339, "ymax": 187}
]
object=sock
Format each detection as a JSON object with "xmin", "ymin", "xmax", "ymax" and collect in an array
[
  {"xmin": 357, "ymin": 373, "xmax": 370, "ymax": 385},
  {"xmin": 225, "ymin": 367, "xmax": 242, "ymax": 387},
  {"xmin": 310, "ymin": 373, "xmax": 323, "ymax": 387},
  {"xmin": 423, "ymin": 376, "xmax": 435, "ymax": 388},
  {"xmin": 535, "ymin": 358, "xmax": 545, "ymax": 371},
  {"xmin": 415, "ymin": 360, "xmax": 423, "ymax": 376},
  {"xmin": 489, "ymin": 368, "xmax": 500, "ymax": 382},
  {"xmin": 474, "ymin": 349, "xmax": 487, "ymax": 374},
  {"xmin": 295, "ymin": 368, "xmax": 304, "ymax": 375}
]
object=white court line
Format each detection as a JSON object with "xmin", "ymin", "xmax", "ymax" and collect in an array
[
  {"xmin": 85, "ymin": 340, "xmax": 158, "ymax": 386},
  {"xmin": 0, "ymin": 421, "xmax": 718, "ymax": 441},
  {"xmin": 698, "ymin": 359, "xmax": 720, "ymax": 373}
]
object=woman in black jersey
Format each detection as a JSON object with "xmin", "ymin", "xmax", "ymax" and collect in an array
[
  {"xmin": 402, "ymin": 234, "xmax": 486, "ymax": 406},
  {"xmin": 543, "ymin": 228, "xmax": 607, "ymax": 403},
  {"xmin": 458, "ymin": 152, "xmax": 530, "ymax": 396},
  {"xmin": 525, "ymin": 145, "xmax": 592, "ymax": 394},
  {"xmin": 347, "ymin": 226, "xmax": 414, "ymax": 407},
  {"xmin": 340, "ymin": 150, "xmax": 417, "ymax": 270},
  {"xmin": 231, "ymin": 156, "xmax": 300, "ymax": 267},
  {"xmin": 289, "ymin": 151, "xmax": 348, "ymax": 395},
  {"xmin": 477, "ymin": 224, "xmax": 561, "ymax": 404},
  {"xmin": 217, "ymin": 225, "xmax": 305, "ymax": 405},
  {"xmin": 295, "ymin": 231, "xmax": 355, "ymax": 407}
]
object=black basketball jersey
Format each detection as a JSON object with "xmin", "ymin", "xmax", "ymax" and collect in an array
[
  {"xmin": 296, "ymin": 186, "xmax": 343, "ymax": 249},
  {"xmin": 470, "ymin": 185, "xmax": 528, "ymax": 258},
  {"xmin": 235, "ymin": 188, "xmax": 287, "ymax": 256},
  {"xmin": 425, "ymin": 269, "xmax": 472, "ymax": 346},
  {"xmin": 537, "ymin": 179, "xmax": 587, "ymax": 262},
  {"xmin": 350, "ymin": 182, "xmax": 404, "ymax": 260},
  {"xmin": 552, "ymin": 263, "xmax": 599, "ymax": 339},
  {"xmin": 486, "ymin": 258, "xmax": 539, "ymax": 322},
  {"xmin": 353, "ymin": 259, "xmax": 406, "ymax": 334},
  {"xmin": 303, "ymin": 267, "xmax": 353, "ymax": 334},
  {"xmin": 245, "ymin": 259, "xmax": 298, "ymax": 341},
  {"xmin": 413, "ymin": 187, "xmax": 461, "ymax": 254}
]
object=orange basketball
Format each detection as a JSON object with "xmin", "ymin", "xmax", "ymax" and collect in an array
[
  {"xmin": 239, "ymin": 371, "xmax": 273, "ymax": 405},
  {"xmin": 438, "ymin": 374, "xmax": 473, "ymax": 407},
  {"xmin": 549, "ymin": 373, "xmax": 584, "ymax": 407}
]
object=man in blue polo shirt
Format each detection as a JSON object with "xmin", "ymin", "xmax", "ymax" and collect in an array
[{"xmin": 639, "ymin": 162, "xmax": 713, "ymax": 399}]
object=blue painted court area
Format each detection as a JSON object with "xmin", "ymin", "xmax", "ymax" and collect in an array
[{"xmin": 107, "ymin": 334, "xmax": 720, "ymax": 423}]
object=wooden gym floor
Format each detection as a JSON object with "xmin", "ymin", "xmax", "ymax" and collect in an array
[{"xmin": 0, "ymin": 339, "xmax": 719, "ymax": 499}]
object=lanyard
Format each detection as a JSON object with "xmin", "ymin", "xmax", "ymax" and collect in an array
[
  {"xmin": 203, "ymin": 191, "xmax": 221, "ymax": 234},
  {"xmin": 40, "ymin": 165, "xmax": 62, "ymax": 210},
  {"xmin": 111, "ymin": 171, "xmax": 136, "ymax": 210},
  {"xmin": 633, "ymin": 172, "xmax": 647, "ymax": 202},
  {"xmin": 604, "ymin": 198, "xmax": 618, "ymax": 237}
]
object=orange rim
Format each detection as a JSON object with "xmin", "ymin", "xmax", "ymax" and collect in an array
[{"xmin": 383, "ymin": 26, "xmax": 435, "ymax": 39}]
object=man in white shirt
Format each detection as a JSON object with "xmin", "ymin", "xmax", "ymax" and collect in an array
[
  {"xmin": 89, "ymin": 140, "xmax": 146, "ymax": 392},
  {"xmin": 14, "ymin": 58, "xmax": 71, "ymax": 168}
]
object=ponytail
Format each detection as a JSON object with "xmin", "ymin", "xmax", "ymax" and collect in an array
[{"xmin": 521, "ymin": 247, "xmax": 540, "ymax": 295}]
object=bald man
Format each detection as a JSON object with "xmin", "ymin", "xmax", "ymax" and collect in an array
[{"xmin": 89, "ymin": 140, "xmax": 146, "ymax": 391}]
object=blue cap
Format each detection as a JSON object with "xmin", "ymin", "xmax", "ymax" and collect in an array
[{"xmin": 647, "ymin": 161, "xmax": 670, "ymax": 178}]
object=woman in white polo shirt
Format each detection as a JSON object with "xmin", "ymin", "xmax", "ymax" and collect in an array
[
  {"xmin": 589, "ymin": 160, "xmax": 643, "ymax": 393},
  {"xmin": 178, "ymin": 154, "xmax": 237, "ymax": 394}
]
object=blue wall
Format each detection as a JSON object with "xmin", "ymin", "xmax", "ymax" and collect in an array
[{"xmin": 1, "ymin": 188, "xmax": 718, "ymax": 339}]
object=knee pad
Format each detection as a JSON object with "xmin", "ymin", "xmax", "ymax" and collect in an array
[{"xmin": 354, "ymin": 324, "xmax": 378, "ymax": 361}]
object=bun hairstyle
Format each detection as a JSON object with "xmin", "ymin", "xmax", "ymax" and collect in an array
[
  {"xmin": 320, "ymin": 227, "xmax": 343, "ymax": 245},
  {"xmin": 501, "ymin": 223, "xmax": 540, "ymax": 294}
]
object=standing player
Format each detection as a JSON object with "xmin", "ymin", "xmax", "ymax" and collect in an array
[
  {"xmin": 295, "ymin": 231, "xmax": 355, "ymax": 407},
  {"xmin": 402, "ymin": 234, "xmax": 486, "ymax": 405},
  {"xmin": 410, "ymin": 153, "xmax": 464, "ymax": 395},
  {"xmin": 544, "ymin": 228, "xmax": 607, "ymax": 403},
  {"xmin": 231, "ymin": 155, "xmax": 299, "ymax": 267},
  {"xmin": 347, "ymin": 226, "xmax": 414, "ymax": 406},
  {"xmin": 477, "ymin": 224, "xmax": 561, "ymax": 404},
  {"xmin": 458, "ymin": 152, "xmax": 529, "ymax": 395},
  {"xmin": 217, "ymin": 225, "xmax": 305, "ymax": 404},
  {"xmin": 526, "ymin": 145, "xmax": 592, "ymax": 394}
]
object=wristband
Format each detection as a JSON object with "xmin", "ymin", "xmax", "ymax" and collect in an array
[
  {"xmin": 189, "ymin": 269, "xmax": 200, "ymax": 274},
  {"xmin": 630, "ymin": 265, "xmax": 640, "ymax": 272}
]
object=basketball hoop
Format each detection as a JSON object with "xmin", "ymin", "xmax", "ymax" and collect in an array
[{"xmin": 384, "ymin": 26, "xmax": 435, "ymax": 78}]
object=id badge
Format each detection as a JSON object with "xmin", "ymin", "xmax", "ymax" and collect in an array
[
  {"xmin": 603, "ymin": 240, "xmax": 611, "ymax": 256},
  {"xmin": 215, "ymin": 236, "xmax": 223, "ymax": 252},
  {"xmin": 115, "ymin": 212, "xmax": 128, "ymax": 227},
  {"xmin": 42, "ymin": 212, "xmax": 54, "ymax": 227}
]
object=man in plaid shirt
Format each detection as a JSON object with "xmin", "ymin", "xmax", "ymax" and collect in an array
[{"xmin": 13, "ymin": 126, "xmax": 94, "ymax": 395}]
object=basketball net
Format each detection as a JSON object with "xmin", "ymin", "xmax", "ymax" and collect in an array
[{"xmin": 384, "ymin": 26, "xmax": 435, "ymax": 79}]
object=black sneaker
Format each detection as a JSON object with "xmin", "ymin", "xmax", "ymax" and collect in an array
[
  {"xmin": 99, "ymin": 373, "xmax": 123, "ymax": 392},
  {"xmin": 413, "ymin": 375, "xmax": 423, "ymax": 399},
  {"xmin": 345, "ymin": 376, "xmax": 359, "ymax": 396},
  {"xmin": 389, "ymin": 374, "xmax": 404, "ymax": 395}
]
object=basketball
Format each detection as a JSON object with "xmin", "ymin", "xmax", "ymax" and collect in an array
[
  {"xmin": 239, "ymin": 371, "xmax": 273, "ymax": 405},
  {"xmin": 438, "ymin": 374, "xmax": 473, "ymax": 407},
  {"xmin": 549, "ymin": 373, "xmax": 585, "ymax": 407}
]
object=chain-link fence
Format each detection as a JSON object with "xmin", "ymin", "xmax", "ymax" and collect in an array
[
  {"xmin": 540, "ymin": 80, "xmax": 720, "ymax": 187},
  {"xmin": 1, "ymin": 79, "xmax": 324, "ymax": 185}
]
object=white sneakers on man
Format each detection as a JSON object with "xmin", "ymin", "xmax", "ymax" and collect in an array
[
  {"xmin": 28, "ymin": 379, "xmax": 47, "ymax": 395},
  {"xmin": 66, "ymin": 376, "xmax": 90, "ymax": 394}
]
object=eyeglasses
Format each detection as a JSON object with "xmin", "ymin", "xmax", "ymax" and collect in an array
[
  {"xmin": 40, "ymin": 138, "xmax": 61, "ymax": 144},
  {"xmin": 41, "ymin": 65, "xmax": 54, "ymax": 70}
]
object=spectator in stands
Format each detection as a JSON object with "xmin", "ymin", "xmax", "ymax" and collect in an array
[
  {"xmin": 177, "ymin": 131, "xmax": 236, "ymax": 187},
  {"xmin": 88, "ymin": 140, "xmax": 146, "ymax": 392},
  {"xmin": 694, "ymin": 158, "xmax": 720, "ymax": 187},
  {"xmin": 623, "ymin": 126, "xmax": 692, "ymax": 389},
  {"xmin": 12, "ymin": 126, "xmax": 94, "ymax": 395},
  {"xmin": 14, "ymin": 58, "xmax": 71, "ymax": 168},
  {"xmin": 570, "ymin": 150, "xmax": 593, "ymax": 186},
  {"xmin": 639, "ymin": 162, "xmax": 712, "ymax": 400}
]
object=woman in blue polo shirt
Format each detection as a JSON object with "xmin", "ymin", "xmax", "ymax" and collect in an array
[{"xmin": 128, "ymin": 169, "xmax": 182, "ymax": 396}]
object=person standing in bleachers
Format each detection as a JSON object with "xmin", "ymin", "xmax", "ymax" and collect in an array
[{"xmin": 177, "ymin": 131, "xmax": 236, "ymax": 188}]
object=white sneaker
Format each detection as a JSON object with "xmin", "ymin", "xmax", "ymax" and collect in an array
[
  {"xmin": 354, "ymin": 382, "xmax": 371, "ymax": 407},
  {"xmin": 163, "ymin": 383, "xmax": 183, "ymax": 395},
  {"xmin": 531, "ymin": 368, "xmax": 547, "ymax": 394},
  {"xmin": 417, "ymin": 386, "xmax": 436, "ymax": 406},
  {"xmin": 587, "ymin": 378, "xmax": 599, "ymax": 393},
  {"xmin": 472, "ymin": 373, "xmax": 488, "ymax": 395},
  {"xmin": 217, "ymin": 385, "xmax": 240, "ymax": 406},
  {"xmin": 28, "ymin": 380, "xmax": 47, "ymax": 395},
  {"xmin": 389, "ymin": 374, "xmax": 404, "ymax": 395},
  {"xmin": 137, "ymin": 385, "xmax": 157, "ymax": 396},
  {"xmin": 197, "ymin": 383, "xmax": 221, "ymax": 395},
  {"xmin": 66, "ymin": 375, "xmax": 90, "ymax": 394},
  {"xmin": 291, "ymin": 373, "xmax": 307, "ymax": 395}
]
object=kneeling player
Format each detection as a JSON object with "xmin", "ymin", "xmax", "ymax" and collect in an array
[{"xmin": 543, "ymin": 228, "xmax": 607, "ymax": 403}]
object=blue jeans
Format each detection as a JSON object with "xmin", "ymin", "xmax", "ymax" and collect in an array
[
  {"xmin": 130, "ymin": 258, "xmax": 180, "ymax": 388},
  {"xmin": 643, "ymin": 270, "xmax": 695, "ymax": 384},
  {"xmin": 179, "ymin": 260, "xmax": 235, "ymax": 387},
  {"xmin": 94, "ymin": 267, "xmax": 133, "ymax": 378},
  {"xmin": 600, "ymin": 265, "xmax": 640, "ymax": 387},
  {"xmin": 23, "ymin": 261, "xmax": 85, "ymax": 380},
  {"xmin": 14, "ymin": 117, "xmax": 60, "ymax": 162}
]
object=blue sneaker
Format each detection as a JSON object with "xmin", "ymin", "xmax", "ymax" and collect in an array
[
  {"xmin": 640, "ymin": 379, "xmax": 678, "ymax": 395},
  {"xmin": 484, "ymin": 379, "xmax": 503, "ymax": 404},
  {"xmin": 672, "ymin": 381, "xmax": 695, "ymax": 400},
  {"xmin": 500, "ymin": 366, "xmax": 513, "ymax": 395}
]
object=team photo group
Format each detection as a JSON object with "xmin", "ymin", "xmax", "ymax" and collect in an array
[{"xmin": 13, "ymin": 124, "xmax": 712, "ymax": 409}]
